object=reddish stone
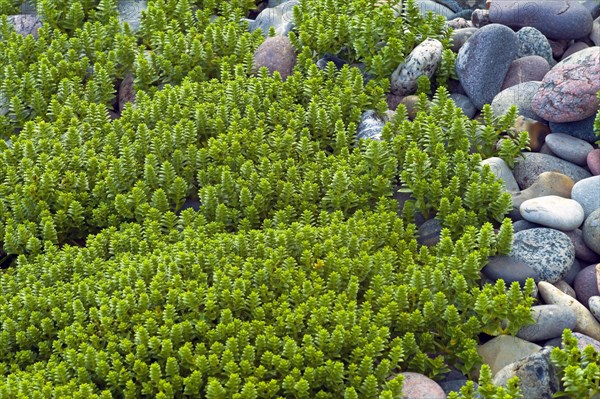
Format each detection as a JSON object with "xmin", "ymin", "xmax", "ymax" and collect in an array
[
  {"xmin": 400, "ymin": 372, "xmax": 446, "ymax": 399},
  {"xmin": 588, "ymin": 149, "xmax": 600, "ymax": 176},
  {"xmin": 252, "ymin": 35, "xmax": 297, "ymax": 81},
  {"xmin": 532, "ymin": 47, "xmax": 600, "ymax": 123},
  {"xmin": 502, "ymin": 56, "xmax": 550, "ymax": 90}
]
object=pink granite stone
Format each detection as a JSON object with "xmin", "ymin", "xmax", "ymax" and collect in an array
[
  {"xmin": 533, "ymin": 47, "xmax": 600, "ymax": 123},
  {"xmin": 400, "ymin": 372, "xmax": 446, "ymax": 399},
  {"xmin": 588, "ymin": 149, "xmax": 600, "ymax": 176}
]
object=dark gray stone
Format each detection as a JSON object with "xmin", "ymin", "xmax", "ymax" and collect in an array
[
  {"xmin": 7, "ymin": 14, "xmax": 42, "ymax": 39},
  {"xmin": 517, "ymin": 305, "xmax": 577, "ymax": 341},
  {"xmin": 439, "ymin": 380, "xmax": 481, "ymax": 398},
  {"xmin": 316, "ymin": 53, "xmax": 348, "ymax": 71},
  {"xmin": 574, "ymin": 264, "xmax": 600, "ymax": 309},
  {"xmin": 512, "ymin": 220, "xmax": 542, "ymax": 233},
  {"xmin": 545, "ymin": 134, "xmax": 594, "ymax": 166},
  {"xmin": 417, "ymin": 218, "xmax": 443, "ymax": 247},
  {"xmin": 563, "ymin": 258, "xmax": 583, "ymax": 286},
  {"xmin": 565, "ymin": 229, "xmax": 600, "ymax": 263},
  {"xmin": 450, "ymin": 93, "xmax": 476, "ymax": 119},
  {"xmin": 482, "ymin": 255, "xmax": 540, "ymax": 287},
  {"xmin": 549, "ymin": 112, "xmax": 598, "ymax": 144}
]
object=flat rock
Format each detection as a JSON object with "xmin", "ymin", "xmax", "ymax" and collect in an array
[
  {"xmin": 583, "ymin": 209, "xmax": 600, "ymax": 255},
  {"xmin": 549, "ymin": 112, "xmax": 598, "ymax": 143},
  {"xmin": 488, "ymin": 0, "xmax": 594, "ymax": 40},
  {"xmin": 515, "ymin": 27, "xmax": 555, "ymax": 66},
  {"xmin": 391, "ymin": 38, "xmax": 444, "ymax": 96},
  {"xmin": 399, "ymin": 372, "xmax": 446, "ymax": 399},
  {"xmin": 588, "ymin": 149, "xmax": 600, "ymax": 176},
  {"xmin": 519, "ymin": 195, "xmax": 584, "ymax": 231},
  {"xmin": 510, "ymin": 228, "xmax": 575, "ymax": 283},
  {"xmin": 572, "ymin": 176, "xmax": 600, "ymax": 219},
  {"xmin": 482, "ymin": 255, "xmax": 540, "ymax": 287},
  {"xmin": 501, "ymin": 56, "xmax": 551, "ymax": 91},
  {"xmin": 545, "ymin": 133, "xmax": 594, "ymax": 166},
  {"xmin": 513, "ymin": 152, "xmax": 591, "ymax": 190},
  {"xmin": 492, "ymin": 347, "xmax": 561, "ymax": 399},
  {"xmin": 491, "ymin": 81, "xmax": 543, "ymax": 122},
  {"xmin": 252, "ymin": 35, "xmax": 296, "ymax": 81},
  {"xmin": 481, "ymin": 157, "xmax": 519, "ymax": 193},
  {"xmin": 517, "ymin": 304, "xmax": 577, "ymax": 341},
  {"xmin": 538, "ymin": 281, "xmax": 600, "ymax": 341},
  {"xmin": 565, "ymin": 229, "xmax": 600, "ymax": 263},
  {"xmin": 590, "ymin": 296, "xmax": 600, "ymax": 322},
  {"xmin": 532, "ymin": 47, "xmax": 600, "ymax": 123},
  {"xmin": 477, "ymin": 335, "xmax": 541, "ymax": 376},
  {"xmin": 456, "ymin": 23, "xmax": 518, "ymax": 109},
  {"xmin": 574, "ymin": 264, "xmax": 600, "ymax": 310}
]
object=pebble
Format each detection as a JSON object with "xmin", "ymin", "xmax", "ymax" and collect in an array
[
  {"xmin": 316, "ymin": 53, "xmax": 348, "ymax": 71},
  {"xmin": 573, "ymin": 332, "xmax": 600, "ymax": 352},
  {"xmin": 491, "ymin": 81, "xmax": 543, "ymax": 122},
  {"xmin": 482, "ymin": 255, "xmax": 540, "ymax": 287},
  {"xmin": 515, "ymin": 27, "xmax": 555, "ymax": 66},
  {"xmin": 513, "ymin": 153, "xmax": 591, "ymax": 190},
  {"xmin": 516, "ymin": 305, "xmax": 577, "ymax": 341},
  {"xmin": 582, "ymin": 0, "xmax": 600, "ymax": 19},
  {"xmin": 561, "ymin": 41, "xmax": 589, "ymax": 61},
  {"xmin": 450, "ymin": 28, "xmax": 478, "ymax": 53},
  {"xmin": 477, "ymin": 335, "xmax": 541, "ymax": 376},
  {"xmin": 511, "ymin": 171, "xmax": 574, "ymax": 211},
  {"xmin": 417, "ymin": 218, "xmax": 443, "ymax": 247},
  {"xmin": 252, "ymin": 35, "xmax": 297, "ymax": 81},
  {"xmin": 513, "ymin": 116, "xmax": 549, "ymax": 152},
  {"xmin": 117, "ymin": 0, "xmax": 146, "ymax": 32},
  {"xmin": 471, "ymin": 9, "xmax": 491, "ymax": 28},
  {"xmin": 588, "ymin": 149, "xmax": 600, "ymax": 176},
  {"xmin": 501, "ymin": 56, "xmax": 550, "ymax": 91},
  {"xmin": 456, "ymin": 24, "xmax": 518, "ymax": 109},
  {"xmin": 590, "ymin": 296, "xmax": 600, "ymax": 322},
  {"xmin": 572, "ymin": 177, "xmax": 600, "ymax": 219},
  {"xmin": 583, "ymin": 209, "xmax": 600, "ymax": 255},
  {"xmin": 488, "ymin": 0, "xmax": 594, "ymax": 40},
  {"xmin": 439, "ymin": 380, "xmax": 481, "ymax": 398},
  {"xmin": 399, "ymin": 372, "xmax": 446, "ymax": 399},
  {"xmin": 248, "ymin": 0, "xmax": 299, "ymax": 37},
  {"xmin": 554, "ymin": 279, "xmax": 577, "ymax": 299},
  {"xmin": 544, "ymin": 133, "xmax": 594, "ymax": 166},
  {"xmin": 592, "ymin": 16, "xmax": 600, "ymax": 46},
  {"xmin": 563, "ymin": 258, "xmax": 583, "ymax": 285},
  {"xmin": 391, "ymin": 38, "xmax": 444, "ymax": 96},
  {"xmin": 510, "ymin": 228, "xmax": 575, "ymax": 283},
  {"xmin": 481, "ymin": 157, "xmax": 520, "ymax": 193},
  {"xmin": 549, "ymin": 112, "xmax": 598, "ymax": 143},
  {"xmin": 449, "ymin": 93, "xmax": 476, "ymax": 119},
  {"xmin": 532, "ymin": 47, "xmax": 600, "ymax": 123},
  {"xmin": 547, "ymin": 38, "xmax": 569, "ymax": 60},
  {"xmin": 118, "ymin": 73, "xmax": 135, "ymax": 112},
  {"xmin": 446, "ymin": 17, "xmax": 473, "ymax": 30},
  {"xmin": 7, "ymin": 14, "xmax": 42, "ymax": 39},
  {"xmin": 538, "ymin": 281, "xmax": 600, "ymax": 341},
  {"xmin": 512, "ymin": 220, "xmax": 542, "ymax": 233},
  {"xmin": 574, "ymin": 264, "xmax": 600, "ymax": 309},
  {"xmin": 400, "ymin": 95, "xmax": 420, "ymax": 120},
  {"xmin": 565, "ymin": 229, "xmax": 600, "ymax": 263},
  {"xmin": 519, "ymin": 196, "xmax": 584, "ymax": 231},
  {"xmin": 356, "ymin": 110, "xmax": 384, "ymax": 141},
  {"xmin": 492, "ymin": 348, "xmax": 561, "ymax": 398}
]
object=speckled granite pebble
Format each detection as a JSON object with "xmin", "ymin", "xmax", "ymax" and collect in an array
[
  {"xmin": 513, "ymin": 153, "xmax": 591, "ymax": 190},
  {"xmin": 544, "ymin": 133, "xmax": 594, "ymax": 166},
  {"xmin": 517, "ymin": 305, "xmax": 577, "ymax": 341},
  {"xmin": 391, "ymin": 38, "xmax": 444, "ymax": 96},
  {"xmin": 572, "ymin": 176, "xmax": 600, "ymax": 219},
  {"xmin": 563, "ymin": 258, "xmax": 583, "ymax": 286},
  {"xmin": 510, "ymin": 228, "xmax": 575, "ymax": 283},
  {"xmin": 515, "ymin": 27, "xmax": 555, "ymax": 66},
  {"xmin": 583, "ymin": 209, "xmax": 600, "ymax": 255},
  {"xmin": 356, "ymin": 110, "xmax": 384, "ymax": 141},
  {"xmin": 520, "ymin": 195, "xmax": 584, "ymax": 231}
]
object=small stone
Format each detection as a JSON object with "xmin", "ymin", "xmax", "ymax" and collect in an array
[
  {"xmin": 446, "ymin": 17, "xmax": 473, "ymax": 29},
  {"xmin": 501, "ymin": 56, "xmax": 550, "ymax": 91},
  {"xmin": 491, "ymin": 81, "xmax": 543, "ymax": 122},
  {"xmin": 510, "ymin": 228, "xmax": 575, "ymax": 283},
  {"xmin": 554, "ymin": 279, "xmax": 577, "ymax": 299},
  {"xmin": 591, "ymin": 16, "xmax": 600, "ymax": 46},
  {"xmin": 400, "ymin": 95, "xmax": 420, "ymax": 120},
  {"xmin": 513, "ymin": 116, "xmax": 549, "ymax": 152},
  {"xmin": 7, "ymin": 14, "xmax": 42, "ymax": 39},
  {"xmin": 456, "ymin": 24, "xmax": 518, "ymax": 109},
  {"xmin": 477, "ymin": 335, "xmax": 541, "ymax": 376},
  {"xmin": 439, "ymin": 380, "xmax": 481, "ymax": 398},
  {"xmin": 449, "ymin": 93, "xmax": 476, "ymax": 119},
  {"xmin": 583, "ymin": 209, "xmax": 600, "ymax": 255},
  {"xmin": 574, "ymin": 264, "xmax": 600, "ymax": 310},
  {"xmin": 356, "ymin": 110, "xmax": 384, "ymax": 141},
  {"xmin": 573, "ymin": 332, "xmax": 600, "ymax": 352},
  {"xmin": 565, "ymin": 229, "xmax": 600, "ymax": 263},
  {"xmin": 417, "ymin": 218, "xmax": 443, "ymax": 247},
  {"xmin": 391, "ymin": 38, "xmax": 444, "ymax": 96},
  {"xmin": 471, "ymin": 9, "xmax": 491, "ymax": 28},
  {"xmin": 512, "ymin": 172, "xmax": 575, "ymax": 212},
  {"xmin": 492, "ymin": 348, "xmax": 561, "ymax": 399},
  {"xmin": 482, "ymin": 256, "xmax": 540, "ymax": 287},
  {"xmin": 572, "ymin": 176, "xmax": 600, "ymax": 219},
  {"xmin": 590, "ymin": 296, "xmax": 600, "ymax": 322},
  {"xmin": 515, "ymin": 27, "xmax": 555, "ymax": 66},
  {"xmin": 450, "ymin": 28, "xmax": 478, "ymax": 52},
  {"xmin": 512, "ymin": 220, "xmax": 542, "ymax": 233},
  {"xmin": 118, "ymin": 73, "xmax": 135, "ymax": 112},
  {"xmin": 248, "ymin": 0, "xmax": 299, "ymax": 37},
  {"xmin": 517, "ymin": 305, "xmax": 577, "ymax": 341},
  {"xmin": 547, "ymin": 38, "xmax": 570, "ymax": 60},
  {"xmin": 316, "ymin": 53, "xmax": 348, "ymax": 71},
  {"xmin": 481, "ymin": 157, "xmax": 519, "ymax": 193},
  {"xmin": 117, "ymin": 0, "xmax": 147, "ymax": 32},
  {"xmin": 549, "ymin": 112, "xmax": 598, "ymax": 144},
  {"xmin": 545, "ymin": 133, "xmax": 594, "ymax": 166},
  {"xmin": 399, "ymin": 372, "xmax": 446, "ymax": 399},
  {"xmin": 588, "ymin": 149, "xmax": 600, "ymax": 176},
  {"xmin": 561, "ymin": 41, "xmax": 589, "ymax": 61},
  {"xmin": 513, "ymin": 153, "xmax": 591, "ymax": 190},
  {"xmin": 538, "ymin": 281, "xmax": 600, "ymax": 341},
  {"xmin": 564, "ymin": 258, "xmax": 583, "ymax": 285},
  {"xmin": 252, "ymin": 35, "xmax": 297, "ymax": 81},
  {"xmin": 519, "ymin": 195, "xmax": 584, "ymax": 231},
  {"xmin": 532, "ymin": 47, "xmax": 600, "ymax": 123}
]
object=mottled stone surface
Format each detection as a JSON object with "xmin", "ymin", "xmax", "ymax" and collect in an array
[
  {"xmin": 400, "ymin": 95, "xmax": 420, "ymax": 120},
  {"xmin": 7, "ymin": 14, "xmax": 42, "ymax": 39},
  {"xmin": 538, "ymin": 281, "xmax": 600, "ymax": 341},
  {"xmin": 583, "ymin": 209, "xmax": 600, "ymax": 255},
  {"xmin": 591, "ymin": 16, "xmax": 600, "ymax": 46},
  {"xmin": 545, "ymin": 133, "xmax": 594, "ymax": 166},
  {"xmin": 450, "ymin": 28, "xmax": 478, "ymax": 52},
  {"xmin": 501, "ymin": 56, "xmax": 550, "ymax": 91},
  {"xmin": 356, "ymin": 110, "xmax": 384, "ymax": 141},
  {"xmin": 391, "ymin": 39, "xmax": 444, "ymax": 96},
  {"xmin": 491, "ymin": 81, "xmax": 543, "ymax": 122},
  {"xmin": 532, "ymin": 47, "xmax": 600, "ymax": 123},
  {"xmin": 481, "ymin": 157, "xmax": 519, "ymax": 193},
  {"xmin": 517, "ymin": 305, "xmax": 577, "ymax": 341},
  {"xmin": 590, "ymin": 296, "xmax": 600, "ymax": 322},
  {"xmin": 252, "ymin": 35, "xmax": 297, "ymax": 81},
  {"xmin": 572, "ymin": 176, "xmax": 600, "ymax": 219},
  {"xmin": 477, "ymin": 335, "xmax": 542, "ymax": 376},
  {"xmin": 117, "ymin": 0, "xmax": 147, "ymax": 32},
  {"xmin": 549, "ymin": 112, "xmax": 598, "ymax": 143},
  {"xmin": 488, "ymin": 0, "xmax": 594, "ymax": 40},
  {"xmin": 520, "ymin": 196, "xmax": 584, "ymax": 231},
  {"xmin": 588, "ymin": 149, "xmax": 600, "ymax": 176},
  {"xmin": 574, "ymin": 264, "xmax": 600, "ymax": 310},
  {"xmin": 118, "ymin": 73, "xmax": 135, "ymax": 112},
  {"xmin": 399, "ymin": 372, "xmax": 446, "ymax": 399},
  {"xmin": 492, "ymin": 348, "xmax": 561, "ymax": 399},
  {"xmin": 417, "ymin": 218, "xmax": 443, "ymax": 247},
  {"xmin": 446, "ymin": 17, "xmax": 473, "ymax": 29},
  {"xmin": 483, "ymin": 256, "xmax": 540, "ymax": 287},
  {"xmin": 248, "ymin": 0, "xmax": 299, "ymax": 37},
  {"xmin": 513, "ymin": 153, "xmax": 591, "ymax": 190},
  {"xmin": 515, "ymin": 27, "xmax": 555, "ymax": 66},
  {"xmin": 471, "ymin": 9, "xmax": 491, "ymax": 27},
  {"xmin": 514, "ymin": 116, "xmax": 549, "ymax": 152},
  {"xmin": 456, "ymin": 24, "xmax": 518, "ymax": 109}
]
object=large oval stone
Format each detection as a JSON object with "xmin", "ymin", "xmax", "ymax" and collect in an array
[
  {"xmin": 532, "ymin": 47, "xmax": 600, "ymax": 123},
  {"xmin": 391, "ymin": 38, "xmax": 444, "ymax": 96},
  {"xmin": 513, "ymin": 152, "xmax": 591, "ymax": 190},
  {"xmin": 520, "ymin": 196, "xmax": 585, "ymax": 231},
  {"xmin": 456, "ymin": 23, "xmax": 518, "ymax": 109},
  {"xmin": 491, "ymin": 81, "xmax": 543, "ymax": 121}
]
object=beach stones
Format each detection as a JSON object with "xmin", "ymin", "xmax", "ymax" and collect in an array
[
  {"xmin": 532, "ymin": 47, "xmax": 600, "ymax": 123},
  {"xmin": 511, "ymin": 172, "xmax": 574, "ymax": 211},
  {"xmin": 399, "ymin": 372, "xmax": 446, "ymax": 399},
  {"xmin": 391, "ymin": 38, "xmax": 444, "ymax": 96},
  {"xmin": 450, "ymin": 93, "xmax": 476, "ymax": 118},
  {"xmin": 519, "ymin": 196, "xmax": 584, "ymax": 231},
  {"xmin": 572, "ymin": 177, "xmax": 600, "ymax": 219},
  {"xmin": 544, "ymin": 133, "xmax": 594, "ymax": 166},
  {"xmin": 252, "ymin": 35, "xmax": 297, "ymax": 81},
  {"xmin": 117, "ymin": 0, "xmax": 147, "ymax": 32},
  {"xmin": 588, "ymin": 149, "xmax": 600, "ymax": 176},
  {"xmin": 516, "ymin": 305, "xmax": 577, "ymax": 341},
  {"xmin": 501, "ymin": 56, "xmax": 550, "ymax": 91},
  {"xmin": 477, "ymin": 335, "xmax": 541, "ymax": 375},
  {"xmin": 488, "ymin": 0, "xmax": 594, "ymax": 40},
  {"xmin": 248, "ymin": 0, "xmax": 299, "ymax": 37},
  {"xmin": 513, "ymin": 153, "xmax": 591, "ymax": 189},
  {"xmin": 583, "ymin": 209, "xmax": 600, "ymax": 255},
  {"xmin": 549, "ymin": 113, "xmax": 598, "ymax": 144},
  {"xmin": 565, "ymin": 229, "xmax": 600, "ymax": 263},
  {"xmin": 515, "ymin": 27, "xmax": 555, "ymax": 66},
  {"xmin": 7, "ymin": 14, "xmax": 42, "ymax": 39},
  {"xmin": 482, "ymin": 256, "xmax": 540, "ymax": 287},
  {"xmin": 574, "ymin": 264, "xmax": 600, "ymax": 309},
  {"xmin": 513, "ymin": 116, "xmax": 549, "ymax": 152},
  {"xmin": 456, "ymin": 24, "xmax": 518, "ymax": 109},
  {"xmin": 491, "ymin": 82, "xmax": 542, "ymax": 121},
  {"xmin": 481, "ymin": 157, "xmax": 519, "ymax": 193},
  {"xmin": 356, "ymin": 110, "xmax": 384, "ymax": 141},
  {"xmin": 573, "ymin": 332, "xmax": 600, "ymax": 352},
  {"xmin": 450, "ymin": 28, "xmax": 478, "ymax": 52},
  {"xmin": 510, "ymin": 228, "xmax": 575, "ymax": 283},
  {"xmin": 590, "ymin": 296, "xmax": 600, "ymax": 322}
]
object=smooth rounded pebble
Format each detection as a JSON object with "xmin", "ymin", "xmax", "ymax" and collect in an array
[
  {"xmin": 450, "ymin": 93, "xmax": 476, "ymax": 119},
  {"xmin": 516, "ymin": 304, "xmax": 577, "ymax": 341},
  {"xmin": 590, "ymin": 296, "xmax": 600, "ymax": 322},
  {"xmin": 511, "ymin": 171, "xmax": 574, "ymax": 212},
  {"xmin": 549, "ymin": 112, "xmax": 598, "ymax": 144},
  {"xmin": 456, "ymin": 23, "xmax": 518, "ymax": 109},
  {"xmin": 481, "ymin": 157, "xmax": 519, "ymax": 193},
  {"xmin": 450, "ymin": 27, "xmax": 478, "ymax": 53},
  {"xmin": 252, "ymin": 35, "xmax": 297, "ymax": 81},
  {"xmin": 482, "ymin": 256, "xmax": 540, "ymax": 287},
  {"xmin": 513, "ymin": 153, "xmax": 591, "ymax": 190},
  {"xmin": 510, "ymin": 228, "xmax": 575, "ymax": 283},
  {"xmin": 514, "ymin": 116, "xmax": 549, "ymax": 152},
  {"xmin": 583, "ymin": 209, "xmax": 600, "ymax": 255},
  {"xmin": 491, "ymin": 81, "xmax": 542, "ymax": 122},
  {"xmin": 574, "ymin": 264, "xmax": 600, "ymax": 310},
  {"xmin": 544, "ymin": 133, "xmax": 594, "ymax": 166},
  {"xmin": 399, "ymin": 372, "xmax": 446, "ymax": 399},
  {"xmin": 519, "ymin": 195, "xmax": 585, "ymax": 231},
  {"xmin": 588, "ymin": 149, "xmax": 600, "ymax": 176},
  {"xmin": 477, "ymin": 335, "xmax": 541, "ymax": 376},
  {"xmin": 391, "ymin": 38, "xmax": 443, "ymax": 96},
  {"xmin": 573, "ymin": 332, "xmax": 600, "ymax": 353},
  {"xmin": 501, "ymin": 56, "xmax": 550, "ymax": 91},
  {"xmin": 572, "ymin": 176, "xmax": 600, "ymax": 219},
  {"xmin": 564, "ymin": 229, "xmax": 600, "ymax": 264},
  {"xmin": 514, "ymin": 27, "xmax": 554, "ymax": 66},
  {"xmin": 538, "ymin": 281, "xmax": 600, "ymax": 341},
  {"xmin": 554, "ymin": 280, "xmax": 577, "ymax": 299}
]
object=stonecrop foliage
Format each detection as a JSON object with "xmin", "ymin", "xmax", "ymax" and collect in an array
[{"xmin": 0, "ymin": 0, "xmax": 573, "ymax": 397}]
